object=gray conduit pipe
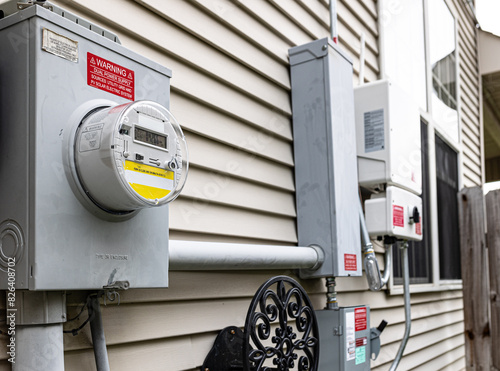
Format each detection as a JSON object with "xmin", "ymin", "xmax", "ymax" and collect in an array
[
  {"xmin": 381, "ymin": 243, "xmax": 393, "ymax": 287},
  {"xmin": 89, "ymin": 295, "xmax": 111, "ymax": 371},
  {"xmin": 329, "ymin": 0, "xmax": 338, "ymax": 43},
  {"xmin": 168, "ymin": 240, "xmax": 323, "ymax": 271},
  {"xmin": 389, "ymin": 241, "xmax": 411, "ymax": 371}
]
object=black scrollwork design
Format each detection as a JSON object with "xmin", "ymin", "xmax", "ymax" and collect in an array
[{"xmin": 243, "ymin": 276, "xmax": 319, "ymax": 371}]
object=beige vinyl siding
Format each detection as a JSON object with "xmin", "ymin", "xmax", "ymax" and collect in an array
[
  {"xmin": 454, "ymin": 0, "xmax": 483, "ymax": 186},
  {"xmin": 0, "ymin": 1, "xmax": 476, "ymax": 370}
]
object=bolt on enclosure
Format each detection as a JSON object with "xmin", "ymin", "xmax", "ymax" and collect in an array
[
  {"xmin": 316, "ymin": 306, "xmax": 372, "ymax": 370},
  {"xmin": 289, "ymin": 38, "xmax": 361, "ymax": 278},
  {"xmin": 355, "ymin": 80, "xmax": 422, "ymax": 196},
  {"xmin": 0, "ymin": 5, "xmax": 181, "ymax": 290},
  {"xmin": 365, "ymin": 186, "xmax": 423, "ymax": 241}
]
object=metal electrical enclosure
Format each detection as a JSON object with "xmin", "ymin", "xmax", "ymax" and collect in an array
[
  {"xmin": 289, "ymin": 38, "xmax": 361, "ymax": 278},
  {"xmin": 317, "ymin": 306, "xmax": 371, "ymax": 370},
  {"xmin": 0, "ymin": 5, "xmax": 177, "ymax": 290}
]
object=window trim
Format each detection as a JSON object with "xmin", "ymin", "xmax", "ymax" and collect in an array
[{"xmin": 388, "ymin": 0, "xmax": 464, "ymax": 294}]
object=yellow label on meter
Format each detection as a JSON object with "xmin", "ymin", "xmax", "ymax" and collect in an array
[{"xmin": 124, "ymin": 161, "xmax": 174, "ymax": 200}]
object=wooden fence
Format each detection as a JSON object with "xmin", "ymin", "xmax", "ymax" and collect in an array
[{"xmin": 458, "ymin": 187, "xmax": 500, "ymax": 371}]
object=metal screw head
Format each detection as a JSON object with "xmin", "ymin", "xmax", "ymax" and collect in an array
[
  {"xmin": 322, "ymin": 44, "xmax": 328, "ymax": 50},
  {"xmin": 230, "ymin": 329, "xmax": 235, "ymax": 335}
]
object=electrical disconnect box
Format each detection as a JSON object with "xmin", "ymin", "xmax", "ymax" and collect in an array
[
  {"xmin": 365, "ymin": 186, "xmax": 423, "ymax": 241},
  {"xmin": 0, "ymin": 4, "xmax": 187, "ymax": 290},
  {"xmin": 355, "ymin": 80, "xmax": 421, "ymax": 195},
  {"xmin": 289, "ymin": 38, "xmax": 361, "ymax": 279},
  {"xmin": 317, "ymin": 306, "xmax": 374, "ymax": 370}
]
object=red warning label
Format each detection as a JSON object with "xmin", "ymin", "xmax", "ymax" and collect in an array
[
  {"xmin": 355, "ymin": 307, "xmax": 367, "ymax": 331},
  {"xmin": 344, "ymin": 254, "xmax": 357, "ymax": 271},
  {"xmin": 393, "ymin": 205, "xmax": 404, "ymax": 228},
  {"xmin": 356, "ymin": 337, "xmax": 368, "ymax": 347},
  {"xmin": 416, "ymin": 219, "xmax": 422, "ymax": 235},
  {"xmin": 87, "ymin": 52, "xmax": 134, "ymax": 100}
]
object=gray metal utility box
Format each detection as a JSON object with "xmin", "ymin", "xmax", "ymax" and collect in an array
[
  {"xmin": 0, "ymin": 5, "xmax": 172, "ymax": 290},
  {"xmin": 317, "ymin": 306, "xmax": 372, "ymax": 371},
  {"xmin": 289, "ymin": 38, "xmax": 361, "ymax": 278}
]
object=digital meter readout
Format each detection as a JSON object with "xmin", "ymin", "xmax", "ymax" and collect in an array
[{"xmin": 134, "ymin": 127, "xmax": 167, "ymax": 149}]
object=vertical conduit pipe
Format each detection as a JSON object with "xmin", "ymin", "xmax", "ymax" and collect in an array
[
  {"xmin": 89, "ymin": 295, "xmax": 110, "ymax": 371},
  {"xmin": 359, "ymin": 31, "xmax": 366, "ymax": 85},
  {"xmin": 381, "ymin": 243, "xmax": 393, "ymax": 287},
  {"xmin": 389, "ymin": 241, "xmax": 411, "ymax": 371},
  {"xmin": 329, "ymin": 0, "xmax": 338, "ymax": 43},
  {"xmin": 377, "ymin": 0, "xmax": 387, "ymax": 79},
  {"xmin": 359, "ymin": 199, "xmax": 383, "ymax": 291}
]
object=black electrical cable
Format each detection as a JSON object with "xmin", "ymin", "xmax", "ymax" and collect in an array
[{"xmin": 63, "ymin": 294, "xmax": 99, "ymax": 336}]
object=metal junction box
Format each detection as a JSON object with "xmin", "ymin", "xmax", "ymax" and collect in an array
[
  {"xmin": 317, "ymin": 306, "xmax": 371, "ymax": 371},
  {"xmin": 289, "ymin": 38, "xmax": 361, "ymax": 279},
  {"xmin": 0, "ymin": 5, "xmax": 174, "ymax": 290}
]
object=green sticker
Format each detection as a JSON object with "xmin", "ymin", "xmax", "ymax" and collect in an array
[{"xmin": 355, "ymin": 346, "xmax": 366, "ymax": 365}]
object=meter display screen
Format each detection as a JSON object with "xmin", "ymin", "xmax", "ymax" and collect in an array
[{"xmin": 135, "ymin": 127, "xmax": 167, "ymax": 149}]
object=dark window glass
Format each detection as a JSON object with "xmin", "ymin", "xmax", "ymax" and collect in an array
[
  {"xmin": 394, "ymin": 121, "xmax": 432, "ymax": 284},
  {"xmin": 435, "ymin": 135, "xmax": 461, "ymax": 279}
]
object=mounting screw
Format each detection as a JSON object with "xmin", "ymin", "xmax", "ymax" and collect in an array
[
  {"xmin": 322, "ymin": 44, "xmax": 327, "ymax": 50},
  {"xmin": 230, "ymin": 329, "xmax": 235, "ymax": 335},
  {"xmin": 62, "ymin": 314, "xmax": 66, "ymax": 320}
]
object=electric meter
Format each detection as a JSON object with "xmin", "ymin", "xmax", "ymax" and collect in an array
[{"xmin": 74, "ymin": 101, "xmax": 188, "ymax": 215}]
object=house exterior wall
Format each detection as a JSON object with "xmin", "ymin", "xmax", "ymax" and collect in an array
[{"xmin": 0, "ymin": 0, "xmax": 482, "ymax": 370}]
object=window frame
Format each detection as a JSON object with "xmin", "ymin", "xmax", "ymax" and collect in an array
[{"xmin": 388, "ymin": 0, "xmax": 464, "ymax": 294}]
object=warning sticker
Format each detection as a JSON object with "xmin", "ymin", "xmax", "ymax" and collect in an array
[
  {"xmin": 42, "ymin": 28, "xmax": 78, "ymax": 62},
  {"xmin": 364, "ymin": 109, "xmax": 385, "ymax": 153},
  {"xmin": 393, "ymin": 205, "xmax": 405, "ymax": 228},
  {"xmin": 79, "ymin": 123, "xmax": 104, "ymax": 152},
  {"xmin": 87, "ymin": 52, "xmax": 135, "ymax": 100},
  {"xmin": 124, "ymin": 161, "xmax": 174, "ymax": 200},
  {"xmin": 416, "ymin": 219, "xmax": 422, "ymax": 235},
  {"xmin": 356, "ymin": 337, "xmax": 368, "ymax": 347},
  {"xmin": 344, "ymin": 254, "xmax": 357, "ymax": 271},
  {"xmin": 355, "ymin": 307, "xmax": 367, "ymax": 332}
]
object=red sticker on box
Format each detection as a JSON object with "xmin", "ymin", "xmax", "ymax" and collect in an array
[
  {"xmin": 393, "ymin": 205, "xmax": 404, "ymax": 227},
  {"xmin": 416, "ymin": 219, "xmax": 422, "ymax": 235},
  {"xmin": 356, "ymin": 337, "xmax": 368, "ymax": 347},
  {"xmin": 355, "ymin": 307, "xmax": 367, "ymax": 331},
  {"xmin": 87, "ymin": 52, "xmax": 134, "ymax": 100},
  {"xmin": 344, "ymin": 254, "xmax": 357, "ymax": 271}
]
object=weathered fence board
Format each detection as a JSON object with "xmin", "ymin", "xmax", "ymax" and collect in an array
[
  {"xmin": 458, "ymin": 187, "xmax": 491, "ymax": 370},
  {"xmin": 486, "ymin": 189, "xmax": 500, "ymax": 370}
]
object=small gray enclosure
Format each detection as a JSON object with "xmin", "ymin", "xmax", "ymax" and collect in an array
[{"xmin": 316, "ymin": 307, "xmax": 372, "ymax": 371}]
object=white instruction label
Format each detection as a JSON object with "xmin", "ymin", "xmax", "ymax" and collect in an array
[
  {"xmin": 345, "ymin": 311, "xmax": 355, "ymax": 362},
  {"xmin": 364, "ymin": 109, "xmax": 385, "ymax": 153},
  {"xmin": 42, "ymin": 28, "xmax": 78, "ymax": 62}
]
